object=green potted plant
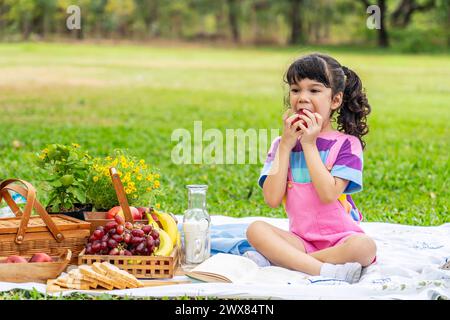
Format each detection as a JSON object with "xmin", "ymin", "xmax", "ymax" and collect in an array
[
  {"xmin": 35, "ymin": 143, "xmax": 92, "ymax": 220},
  {"xmin": 86, "ymin": 149, "xmax": 163, "ymax": 213}
]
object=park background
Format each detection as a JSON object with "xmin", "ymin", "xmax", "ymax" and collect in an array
[{"xmin": 0, "ymin": 0, "xmax": 449, "ymax": 233}]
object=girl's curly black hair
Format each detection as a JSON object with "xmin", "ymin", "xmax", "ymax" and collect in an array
[{"xmin": 283, "ymin": 53, "xmax": 371, "ymax": 149}]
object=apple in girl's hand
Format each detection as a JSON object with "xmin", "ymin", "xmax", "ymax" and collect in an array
[
  {"xmin": 29, "ymin": 253, "xmax": 53, "ymax": 263},
  {"xmin": 5, "ymin": 255, "xmax": 28, "ymax": 263},
  {"xmin": 291, "ymin": 109, "xmax": 309, "ymax": 131}
]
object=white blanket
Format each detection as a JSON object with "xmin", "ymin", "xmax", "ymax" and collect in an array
[{"xmin": 1, "ymin": 215, "xmax": 449, "ymax": 300}]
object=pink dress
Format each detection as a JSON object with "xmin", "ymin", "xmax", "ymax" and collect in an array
[{"xmin": 259, "ymin": 131, "xmax": 366, "ymax": 253}]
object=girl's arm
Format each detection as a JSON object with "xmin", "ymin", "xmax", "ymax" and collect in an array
[
  {"xmin": 262, "ymin": 111, "xmax": 302, "ymax": 208},
  {"xmin": 262, "ymin": 143, "xmax": 291, "ymax": 208},
  {"xmin": 302, "ymin": 143, "xmax": 349, "ymax": 203}
]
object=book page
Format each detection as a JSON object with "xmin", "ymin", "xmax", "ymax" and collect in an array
[
  {"xmin": 188, "ymin": 253, "xmax": 259, "ymax": 283},
  {"xmin": 236, "ymin": 266, "xmax": 310, "ymax": 285}
]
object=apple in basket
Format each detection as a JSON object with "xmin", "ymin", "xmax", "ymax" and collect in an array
[
  {"xmin": 29, "ymin": 253, "xmax": 53, "ymax": 263},
  {"xmin": 5, "ymin": 255, "xmax": 28, "ymax": 263},
  {"xmin": 106, "ymin": 206, "xmax": 142, "ymax": 221}
]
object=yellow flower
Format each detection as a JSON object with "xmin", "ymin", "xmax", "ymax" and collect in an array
[
  {"xmin": 125, "ymin": 188, "xmax": 132, "ymax": 194},
  {"xmin": 93, "ymin": 176, "xmax": 99, "ymax": 182},
  {"xmin": 71, "ymin": 143, "xmax": 80, "ymax": 148},
  {"xmin": 146, "ymin": 175, "xmax": 154, "ymax": 182},
  {"xmin": 133, "ymin": 194, "xmax": 138, "ymax": 199},
  {"xmin": 106, "ymin": 156, "xmax": 112, "ymax": 161},
  {"xmin": 42, "ymin": 148, "xmax": 49, "ymax": 154},
  {"xmin": 112, "ymin": 159, "xmax": 118, "ymax": 167},
  {"xmin": 153, "ymin": 180, "xmax": 160, "ymax": 188},
  {"xmin": 155, "ymin": 203, "xmax": 160, "ymax": 209},
  {"xmin": 154, "ymin": 174, "xmax": 160, "ymax": 179},
  {"xmin": 137, "ymin": 175, "xmax": 142, "ymax": 181},
  {"xmin": 39, "ymin": 153, "xmax": 46, "ymax": 160},
  {"xmin": 146, "ymin": 187, "xmax": 152, "ymax": 192},
  {"xmin": 139, "ymin": 159, "xmax": 145, "ymax": 165}
]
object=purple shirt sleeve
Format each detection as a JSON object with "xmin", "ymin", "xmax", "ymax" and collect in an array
[{"xmin": 330, "ymin": 136, "xmax": 363, "ymax": 194}]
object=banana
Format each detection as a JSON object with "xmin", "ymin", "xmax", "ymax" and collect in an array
[
  {"xmin": 146, "ymin": 211, "xmax": 160, "ymax": 230},
  {"xmin": 153, "ymin": 228, "xmax": 173, "ymax": 257},
  {"xmin": 152, "ymin": 209, "xmax": 178, "ymax": 247},
  {"xmin": 146, "ymin": 211, "xmax": 175, "ymax": 256}
]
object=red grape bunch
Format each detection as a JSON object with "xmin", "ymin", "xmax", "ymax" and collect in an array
[{"xmin": 85, "ymin": 214, "xmax": 161, "ymax": 256}]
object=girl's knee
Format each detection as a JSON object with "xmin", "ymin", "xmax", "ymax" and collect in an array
[
  {"xmin": 246, "ymin": 221, "xmax": 271, "ymax": 245},
  {"xmin": 345, "ymin": 235, "xmax": 377, "ymax": 266}
]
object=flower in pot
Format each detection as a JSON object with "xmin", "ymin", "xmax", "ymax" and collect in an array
[
  {"xmin": 35, "ymin": 143, "xmax": 92, "ymax": 220},
  {"xmin": 86, "ymin": 149, "xmax": 163, "ymax": 214}
]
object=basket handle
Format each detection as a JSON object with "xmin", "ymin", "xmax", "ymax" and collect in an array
[
  {"xmin": 109, "ymin": 167, "xmax": 134, "ymax": 223},
  {"xmin": 0, "ymin": 179, "xmax": 65, "ymax": 244}
]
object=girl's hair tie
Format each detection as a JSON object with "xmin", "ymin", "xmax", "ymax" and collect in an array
[{"xmin": 342, "ymin": 66, "xmax": 349, "ymax": 81}]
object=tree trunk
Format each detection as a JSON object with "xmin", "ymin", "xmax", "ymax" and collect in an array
[
  {"xmin": 289, "ymin": 0, "xmax": 303, "ymax": 45},
  {"xmin": 226, "ymin": 0, "xmax": 240, "ymax": 43},
  {"xmin": 378, "ymin": 0, "xmax": 389, "ymax": 47},
  {"xmin": 22, "ymin": 15, "xmax": 32, "ymax": 40}
]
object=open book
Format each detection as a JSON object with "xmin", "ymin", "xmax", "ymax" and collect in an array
[{"xmin": 185, "ymin": 253, "xmax": 310, "ymax": 285}]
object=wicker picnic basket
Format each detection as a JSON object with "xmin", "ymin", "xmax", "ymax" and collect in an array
[{"xmin": 0, "ymin": 179, "xmax": 91, "ymax": 263}]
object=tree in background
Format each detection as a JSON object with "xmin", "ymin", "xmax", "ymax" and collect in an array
[{"xmin": 0, "ymin": 0, "xmax": 447, "ymax": 51}]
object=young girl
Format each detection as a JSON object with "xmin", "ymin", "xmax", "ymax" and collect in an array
[{"xmin": 245, "ymin": 53, "xmax": 377, "ymax": 284}]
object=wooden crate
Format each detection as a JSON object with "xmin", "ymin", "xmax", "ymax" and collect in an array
[
  {"xmin": 0, "ymin": 249, "xmax": 72, "ymax": 283},
  {"xmin": 0, "ymin": 179, "xmax": 91, "ymax": 264},
  {"xmin": 78, "ymin": 245, "xmax": 179, "ymax": 279}
]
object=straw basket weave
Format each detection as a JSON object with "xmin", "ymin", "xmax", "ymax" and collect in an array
[{"xmin": 0, "ymin": 179, "xmax": 90, "ymax": 263}]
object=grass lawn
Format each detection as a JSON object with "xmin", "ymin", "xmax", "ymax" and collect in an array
[{"xmin": 0, "ymin": 42, "xmax": 448, "ymax": 299}]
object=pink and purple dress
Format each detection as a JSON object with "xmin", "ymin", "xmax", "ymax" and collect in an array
[{"xmin": 258, "ymin": 131, "xmax": 366, "ymax": 253}]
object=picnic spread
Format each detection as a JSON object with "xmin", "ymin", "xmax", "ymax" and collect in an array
[{"xmin": 0, "ymin": 168, "xmax": 449, "ymax": 300}]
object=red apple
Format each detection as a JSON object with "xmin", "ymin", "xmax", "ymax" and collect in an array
[
  {"xmin": 5, "ymin": 255, "xmax": 28, "ymax": 263},
  {"xmin": 291, "ymin": 109, "xmax": 309, "ymax": 131},
  {"xmin": 29, "ymin": 253, "xmax": 53, "ymax": 263},
  {"xmin": 107, "ymin": 206, "xmax": 142, "ymax": 221},
  {"xmin": 137, "ymin": 207, "xmax": 148, "ymax": 219},
  {"xmin": 106, "ymin": 206, "xmax": 121, "ymax": 219}
]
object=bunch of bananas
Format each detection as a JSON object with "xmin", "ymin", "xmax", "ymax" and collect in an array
[{"xmin": 146, "ymin": 208, "xmax": 181, "ymax": 257}]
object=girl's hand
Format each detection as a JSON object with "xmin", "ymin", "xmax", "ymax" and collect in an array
[
  {"xmin": 280, "ymin": 109, "xmax": 303, "ymax": 150},
  {"xmin": 297, "ymin": 110, "xmax": 323, "ymax": 146}
]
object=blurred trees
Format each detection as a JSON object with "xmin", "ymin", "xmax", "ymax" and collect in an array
[{"xmin": 0, "ymin": 0, "xmax": 447, "ymax": 50}]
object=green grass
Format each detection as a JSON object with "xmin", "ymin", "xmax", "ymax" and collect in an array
[
  {"xmin": 0, "ymin": 42, "xmax": 449, "ymax": 300},
  {"xmin": 0, "ymin": 42, "xmax": 449, "ymax": 226}
]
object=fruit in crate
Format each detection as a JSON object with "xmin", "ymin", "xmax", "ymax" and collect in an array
[
  {"xmin": 106, "ymin": 206, "xmax": 142, "ymax": 221},
  {"xmin": 85, "ymin": 212, "xmax": 161, "ymax": 256},
  {"xmin": 151, "ymin": 209, "xmax": 179, "ymax": 247},
  {"xmin": 146, "ymin": 208, "xmax": 180, "ymax": 256}
]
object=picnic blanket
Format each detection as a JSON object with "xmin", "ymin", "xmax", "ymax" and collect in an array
[{"xmin": 1, "ymin": 215, "xmax": 449, "ymax": 300}]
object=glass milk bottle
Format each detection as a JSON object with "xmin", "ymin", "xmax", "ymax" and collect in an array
[{"xmin": 182, "ymin": 185, "xmax": 211, "ymax": 268}]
